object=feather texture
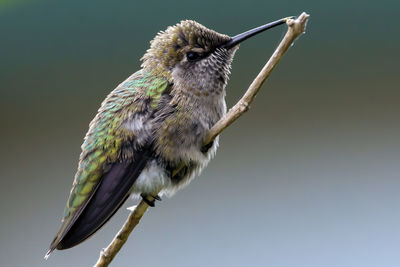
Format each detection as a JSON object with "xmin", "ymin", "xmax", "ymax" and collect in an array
[
  {"xmin": 48, "ymin": 71, "xmax": 169, "ymax": 254},
  {"xmin": 48, "ymin": 19, "xmax": 236, "ymax": 257},
  {"xmin": 58, "ymin": 150, "xmax": 150, "ymax": 249}
]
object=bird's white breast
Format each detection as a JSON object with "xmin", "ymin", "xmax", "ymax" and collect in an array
[{"xmin": 130, "ymin": 160, "xmax": 170, "ymax": 197}]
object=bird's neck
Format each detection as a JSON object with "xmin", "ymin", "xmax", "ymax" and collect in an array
[{"xmin": 169, "ymin": 85, "xmax": 227, "ymax": 130}]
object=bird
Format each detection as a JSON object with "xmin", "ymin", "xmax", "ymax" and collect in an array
[{"xmin": 46, "ymin": 17, "xmax": 287, "ymax": 258}]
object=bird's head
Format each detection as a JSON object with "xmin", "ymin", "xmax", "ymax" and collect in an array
[{"xmin": 141, "ymin": 19, "xmax": 287, "ymax": 96}]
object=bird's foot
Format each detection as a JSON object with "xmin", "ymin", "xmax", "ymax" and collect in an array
[{"xmin": 141, "ymin": 193, "xmax": 162, "ymax": 207}]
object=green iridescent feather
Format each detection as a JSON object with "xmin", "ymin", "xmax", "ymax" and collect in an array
[{"xmin": 50, "ymin": 70, "xmax": 169, "ymax": 249}]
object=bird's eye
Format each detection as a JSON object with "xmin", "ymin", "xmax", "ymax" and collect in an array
[{"xmin": 186, "ymin": 51, "xmax": 200, "ymax": 61}]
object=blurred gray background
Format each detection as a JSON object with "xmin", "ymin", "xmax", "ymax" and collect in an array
[{"xmin": 1, "ymin": 0, "xmax": 399, "ymax": 266}]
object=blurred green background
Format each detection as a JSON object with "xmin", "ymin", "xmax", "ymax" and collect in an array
[{"xmin": 1, "ymin": 0, "xmax": 399, "ymax": 266}]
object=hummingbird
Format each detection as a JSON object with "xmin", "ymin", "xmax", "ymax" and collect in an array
[{"xmin": 46, "ymin": 17, "xmax": 287, "ymax": 257}]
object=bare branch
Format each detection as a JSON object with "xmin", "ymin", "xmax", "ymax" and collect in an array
[
  {"xmin": 95, "ymin": 12, "xmax": 310, "ymax": 267},
  {"xmin": 95, "ymin": 196, "xmax": 156, "ymax": 266},
  {"xmin": 204, "ymin": 12, "xmax": 309, "ymax": 145}
]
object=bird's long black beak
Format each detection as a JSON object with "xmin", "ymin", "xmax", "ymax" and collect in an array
[{"xmin": 221, "ymin": 17, "xmax": 294, "ymax": 50}]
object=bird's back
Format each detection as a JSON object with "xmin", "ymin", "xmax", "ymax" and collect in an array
[{"xmin": 47, "ymin": 70, "xmax": 170, "ymax": 255}]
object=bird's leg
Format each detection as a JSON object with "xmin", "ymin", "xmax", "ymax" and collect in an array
[{"xmin": 140, "ymin": 193, "xmax": 162, "ymax": 207}]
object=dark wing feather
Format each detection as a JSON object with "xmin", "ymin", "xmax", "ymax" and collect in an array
[
  {"xmin": 47, "ymin": 71, "xmax": 170, "ymax": 257},
  {"xmin": 57, "ymin": 149, "xmax": 150, "ymax": 249}
]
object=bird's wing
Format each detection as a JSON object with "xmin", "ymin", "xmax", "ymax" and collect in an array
[{"xmin": 47, "ymin": 70, "xmax": 171, "ymax": 254}]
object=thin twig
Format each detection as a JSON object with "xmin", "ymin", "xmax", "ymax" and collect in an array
[
  {"xmin": 204, "ymin": 12, "xmax": 309, "ymax": 145},
  {"xmin": 95, "ymin": 12, "xmax": 310, "ymax": 267},
  {"xmin": 94, "ymin": 196, "xmax": 156, "ymax": 266}
]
